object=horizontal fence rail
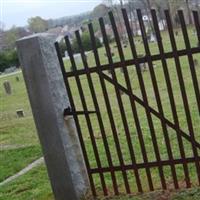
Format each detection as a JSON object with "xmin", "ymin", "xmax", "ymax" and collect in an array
[{"xmin": 55, "ymin": 8, "xmax": 200, "ymax": 197}]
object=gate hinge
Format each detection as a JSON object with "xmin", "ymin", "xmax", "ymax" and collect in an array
[{"xmin": 63, "ymin": 107, "xmax": 96, "ymax": 117}]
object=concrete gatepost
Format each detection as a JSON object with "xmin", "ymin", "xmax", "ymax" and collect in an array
[{"xmin": 16, "ymin": 33, "xmax": 89, "ymax": 200}]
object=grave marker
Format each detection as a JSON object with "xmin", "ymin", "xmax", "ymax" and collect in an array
[{"xmin": 3, "ymin": 81, "xmax": 12, "ymax": 95}]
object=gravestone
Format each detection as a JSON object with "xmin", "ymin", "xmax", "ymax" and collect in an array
[
  {"xmin": 194, "ymin": 59, "xmax": 199, "ymax": 67},
  {"xmin": 140, "ymin": 63, "xmax": 147, "ymax": 72},
  {"xmin": 111, "ymin": 52, "xmax": 115, "ymax": 57},
  {"xmin": 149, "ymin": 33, "xmax": 156, "ymax": 43},
  {"xmin": 70, "ymin": 66, "xmax": 74, "ymax": 72},
  {"xmin": 3, "ymin": 81, "xmax": 12, "ymax": 95},
  {"xmin": 119, "ymin": 89, "xmax": 124, "ymax": 95},
  {"xmin": 16, "ymin": 109, "xmax": 24, "ymax": 118},
  {"xmin": 16, "ymin": 76, "xmax": 20, "ymax": 82},
  {"xmin": 193, "ymin": 29, "xmax": 196, "ymax": 35},
  {"xmin": 147, "ymin": 34, "xmax": 151, "ymax": 42}
]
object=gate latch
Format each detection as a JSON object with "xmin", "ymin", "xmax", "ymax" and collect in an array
[{"xmin": 63, "ymin": 106, "xmax": 96, "ymax": 119}]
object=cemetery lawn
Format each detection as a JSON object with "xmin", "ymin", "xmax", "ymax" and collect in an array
[
  {"xmin": 0, "ymin": 145, "xmax": 41, "ymax": 182},
  {"xmin": 1, "ymin": 26, "xmax": 200, "ymax": 199}
]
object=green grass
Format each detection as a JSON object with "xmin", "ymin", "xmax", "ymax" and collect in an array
[
  {"xmin": 0, "ymin": 72, "xmax": 38, "ymax": 146},
  {"xmin": 1, "ymin": 163, "xmax": 200, "ymax": 200},
  {"xmin": 0, "ymin": 165, "xmax": 52, "ymax": 200},
  {"xmin": 0, "ymin": 146, "xmax": 42, "ymax": 182},
  {"xmin": 0, "ymin": 26, "xmax": 200, "ymax": 199}
]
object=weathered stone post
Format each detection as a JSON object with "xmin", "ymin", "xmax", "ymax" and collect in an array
[{"xmin": 16, "ymin": 33, "xmax": 89, "ymax": 200}]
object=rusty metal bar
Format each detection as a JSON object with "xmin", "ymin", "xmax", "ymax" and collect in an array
[
  {"xmin": 64, "ymin": 36, "xmax": 108, "ymax": 195},
  {"xmin": 109, "ymin": 10, "xmax": 153, "ymax": 192},
  {"xmin": 165, "ymin": 9, "xmax": 200, "ymax": 185},
  {"xmin": 137, "ymin": 9, "xmax": 178, "ymax": 189},
  {"xmin": 54, "ymin": 42, "xmax": 97, "ymax": 196},
  {"xmin": 88, "ymin": 24, "xmax": 122, "ymax": 195},
  {"xmin": 193, "ymin": 11, "xmax": 200, "ymax": 47},
  {"xmin": 99, "ymin": 16, "xmax": 131, "ymax": 194},
  {"xmin": 151, "ymin": 9, "xmax": 190, "ymax": 188},
  {"xmin": 65, "ymin": 47, "xmax": 200, "ymax": 78},
  {"xmin": 75, "ymin": 29, "xmax": 119, "ymax": 195},
  {"xmin": 55, "ymin": 8, "xmax": 200, "ymax": 197},
  {"xmin": 178, "ymin": 10, "xmax": 200, "ymax": 115},
  {"xmin": 90, "ymin": 156, "xmax": 200, "ymax": 174}
]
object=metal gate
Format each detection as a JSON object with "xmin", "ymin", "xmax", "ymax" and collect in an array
[{"xmin": 55, "ymin": 9, "xmax": 200, "ymax": 196}]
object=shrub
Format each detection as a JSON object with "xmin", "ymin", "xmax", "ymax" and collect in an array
[{"xmin": 0, "ymin": 50, "xmax": 19, "ymax": 72}]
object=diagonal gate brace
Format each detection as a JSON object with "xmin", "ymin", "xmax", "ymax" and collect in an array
[{"xmin": 99, "ymin": 71, "xmax": 200, "ymax": 150}]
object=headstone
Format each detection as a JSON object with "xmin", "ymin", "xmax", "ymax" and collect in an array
[
  {"xmin": 149, "ymin": 33, "xmax": 156, "ymax": 43},
  {"xmin": 3, "ymin": 81, "xmax": 12, "ymax": 95},
  {"xmin": 84, "ymin": 54, "xmax": 87, "ymax": 61},
  {"xmin": 111, "ymin": 52, "xmax": 115, "ymax": 57},
  {"xmin": 74, "ymin": 53, "xmax": 81, "ymax": 64},
  {"xmin": 147, "ymin": 34, "xmax": 151, "ymax": 42},
  {"xmin": 122, "ymin": 40, "xmax": 128, "ymax": 45},
  {"xmin": 16, "ymin": 76, "xmax": 20, "ymax": 82},
  {"xmin": 139, "ymin": 63, "xmax": 147, "ymax": 72},
  {"xmin": 16, "ymin": 109, "xmax": 24, "ymax": 118},
  {"xmin": 119, "ymin": 89, "xmax": 124, "ymax": 95},
  {"xmin": 194, "ymin": 59, "xmax": 199, "ymax": 67},
  {"xmin": 153, "ymin": 64, "xmax": 157, "ymax": 68},
  {"xmin": 138, "ymin": 54, "xmax": 144, "ymax": 58},
  {"xmin": 70, "ymin": 66, "xmax": 74, "ymax": 72}
]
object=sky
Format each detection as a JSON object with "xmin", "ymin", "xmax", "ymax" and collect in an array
[{"xmin": 0, "ymin": 0, "xmax": 103, "ymax": 30}]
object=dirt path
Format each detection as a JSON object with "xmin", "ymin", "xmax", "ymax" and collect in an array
[{"xmin": 0, "ymin": 157, "xmax": 44, "ymax": 186}]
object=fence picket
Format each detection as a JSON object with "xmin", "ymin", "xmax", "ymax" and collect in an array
[{"xmin": 55, "ymin": 8, "xmax": 200, "ymax": 197}]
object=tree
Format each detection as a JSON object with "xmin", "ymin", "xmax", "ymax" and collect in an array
[
  {"xmin": 71, "ymin": 32, "xmax": 102, "ymax": 53},
  {"xmin": 0, "ymin": 49, "xmax": 19, "ymax": 72},
  {"xmin": 103, "ymin": 0, "xmax": 114, "ymax": 8},
  {"xmin": 2, "ymin": 26, "xmax": 19, "ymax": 50},
  {"xmin": 92, "ymin": 4, "xmax": 110, "ymax": 19},
  {"xmin": 28, "ymin": 16, "xmax": 48, "ymax": 33},
  {"xmin": 1, "ymin": 26, "xmax": 30, "ymax": 51}
]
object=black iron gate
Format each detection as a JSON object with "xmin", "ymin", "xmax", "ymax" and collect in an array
[{"xmin": 55, "ymin": 9, "xmax": 200, "ymax": 196}]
